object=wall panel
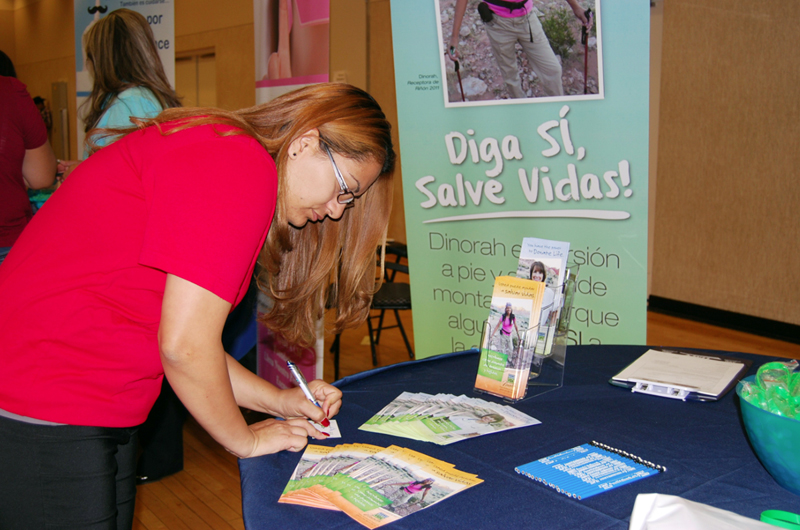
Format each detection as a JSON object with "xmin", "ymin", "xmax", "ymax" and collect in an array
[
  {"xmin": 368, "ymin": 0, "xmax": 405, "ymax": 244},
  {"xmin": 652, "ymin": 0, "xmax": 799, "ymax": 324}
]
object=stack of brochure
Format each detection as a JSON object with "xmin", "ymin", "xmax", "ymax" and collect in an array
[
  {"xmin": 358, "ymin": 392, "xmax": 540, "ymax": 444},
  {"xmin": 279, "ymin": 443, "xmax": 483, "ymax": 528}
]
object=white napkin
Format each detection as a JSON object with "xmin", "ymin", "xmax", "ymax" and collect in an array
[{"xmin": 629, "ymin": 493, "xmax": 778, "ymax": 530}]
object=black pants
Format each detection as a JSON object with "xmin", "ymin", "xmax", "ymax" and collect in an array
[
  {"xmin": 0, "ymin": 415, "xmax": 137, "ymax": 530},
  {"xmin": 136, "ymin": 378, "xmax": 186, "ymax": 480}
]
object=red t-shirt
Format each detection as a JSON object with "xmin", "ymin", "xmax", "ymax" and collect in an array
[
  {"xmin": 0, "ymin": 123, "xmax": 277, "ymax": 427},
  {"xmin": 0, "ymin": 76, "xmax": 49, "ymax": 246}
]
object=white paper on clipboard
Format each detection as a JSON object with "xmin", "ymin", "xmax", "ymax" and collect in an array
[{"xmin": 610, "ymin": 349, "xmax": 750, "ymax": 401}]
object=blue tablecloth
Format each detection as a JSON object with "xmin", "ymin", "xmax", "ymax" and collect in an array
[{"xmin": 239, "ymin": 345, "xmax": 800, "ymax": 529}]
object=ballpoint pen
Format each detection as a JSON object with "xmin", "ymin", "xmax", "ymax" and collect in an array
[{"xmin": 287, "ymin": 361, "xmax": 330, "ymax": 427}]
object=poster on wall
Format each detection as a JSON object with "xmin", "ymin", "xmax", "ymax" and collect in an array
[
  {"xmin": 254, "ymin": 0, "xmax": 330, "ymax": 104},
  {"xmin": 391, "ymin": 0, "xmax": 649, "ymax": 358},
  {"xmin": 74, "ymin": 0, "xmax": 175, "ymax": 159},
  {"xmin": 253, "ymin": 0, "xmax": 330, "ymax": 378}
]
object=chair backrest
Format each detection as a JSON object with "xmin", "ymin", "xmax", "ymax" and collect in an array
[
  {"xmin": 378, "ymin": 243, "xmax": 409, "ymax": 282},
  {"xmin": 383, "ymin": 260, "xmax": 408, "ymax": 278}
]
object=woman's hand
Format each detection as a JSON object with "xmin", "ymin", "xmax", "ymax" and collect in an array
[
  {"xmin": 276, "ymin": 380, "xmax": 342, "ymax": 425},
  {"xmin": 237, "ymin": 417, "xmax": 328, "ymax": 458},
  {"xmin": 55, "ymin": 159, "xmax": 80, "ymax": 187}
]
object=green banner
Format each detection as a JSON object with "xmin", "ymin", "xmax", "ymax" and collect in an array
[{"xmin": 391, "ymin": 1, "xmax": 649, "ymax": 357}]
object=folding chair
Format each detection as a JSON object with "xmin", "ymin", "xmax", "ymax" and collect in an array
[{"xmin": 330, "ymin": 244, "xmax": 414, "ymax": 380}]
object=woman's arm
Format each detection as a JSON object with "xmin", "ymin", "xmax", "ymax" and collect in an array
[
  {"xmin": 21, "ymin": 141, "xmax": 57, "ymax": 189},
  {"xmin": 225, "ymin": 353, "xmax": 340, "ymax": 422},
  {"xmin": 564, "ymin": 0, "xmax": 591, "ymax": 26},
  {"xmin": 488, "ymin": 318, "xmax": 501, "ymax": 340},
  {"xmin": 159, "ymin": 274, "xmax": 327, "ymax": 458}
]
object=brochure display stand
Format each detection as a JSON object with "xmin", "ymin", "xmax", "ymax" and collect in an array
[
  {"xmin": 474, "ymin": 265, "xmax": 579, "ymax": 403},
  {"xmin": 527, "ymin": 264, "xmax": 579, "ymax": 398}
]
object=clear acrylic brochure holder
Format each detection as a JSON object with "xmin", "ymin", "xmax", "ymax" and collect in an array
[{"xmin": 474, "ymin": 265, "xmax": 579, "ymax": 403}]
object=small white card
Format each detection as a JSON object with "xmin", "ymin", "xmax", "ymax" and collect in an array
[{"xmin": 310, "ymin": 419, "xmax": 341, "ymax": 438}]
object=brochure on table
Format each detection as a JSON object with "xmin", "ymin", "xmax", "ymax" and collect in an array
[
  {"xmin": 359, "ymin": 392, "xmax": 541, "ymax": 445},
  {"xmin": 280, "ymin": 443, "xmax": 483, "ymax": 528},
  {"xmin": 516, "ymin": 238, "xmax": 571, "ymax": 357},
  {"xmin": 474, "ymin": 238, "xmax": 574, "ymax": 402}
]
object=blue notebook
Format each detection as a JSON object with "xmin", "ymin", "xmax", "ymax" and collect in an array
[{"xmin": 515, "ymin": 441, "xmax": 665, "ymax": 500}]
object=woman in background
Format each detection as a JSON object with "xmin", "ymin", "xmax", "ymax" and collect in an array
[
  {"xmin": 58, "ymin": 8, "xmax": 182, "ymax": 180},
  {"xmin": 0, "ymin": 82, "xmax": 395, "ymax": 529},
  {"xmin": 83, "ymin": 8, "xmax": 181, "ymax": 149},
  {"xmin": 0, "ymin": 50, "xmax": 57, "ymax": 265}
]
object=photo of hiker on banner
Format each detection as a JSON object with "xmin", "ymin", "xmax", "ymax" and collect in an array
[{"xmin": 436, "ymin": 0, "xmax": 603, "ymax": 106}]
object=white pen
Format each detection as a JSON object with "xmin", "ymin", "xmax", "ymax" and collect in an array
[
  {"xmin": 287, "ymin": 361, "xmax": 320, "ymax": 407},
  {"xmin": 286, "ymin": 361, "xmax": 331, "ymax": 428}
]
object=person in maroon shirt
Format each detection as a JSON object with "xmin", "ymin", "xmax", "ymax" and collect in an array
[{"xmin": 0, "ymin": 50, "xmax": 58, "ymax": 264}]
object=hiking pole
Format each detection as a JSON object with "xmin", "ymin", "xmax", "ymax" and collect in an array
[
  {"xmin": 446, "ymin": 49, "xmax": 466, "ymax": 102},
  {"xmin": 581, "ymin": 9, "xmax": 593, "ymax": 94}
]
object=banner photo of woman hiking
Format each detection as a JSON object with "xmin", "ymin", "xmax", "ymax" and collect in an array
[{"xmin": 390, "ymin": 0, "xmax": 650, "ymax": 358}]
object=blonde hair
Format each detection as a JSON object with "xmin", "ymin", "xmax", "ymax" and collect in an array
[
  {"xmin": 119, "ymin": 83, "xmax": 395, "ymax": 346},
  {"xmin": 82, "ymin": 8, "xmax": 180, "ymax": 132}
]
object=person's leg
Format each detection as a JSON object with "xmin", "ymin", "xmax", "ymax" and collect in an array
[
  {"xmin": 116, "ymin": 429, "xmax": 139, "ymax": 530},
  {"xmin": 483, "ymin": 16, "xmax": 527, "ymax": 99},
  {"xmin": 0, "ymin": 415, "xmax": 137, "ymax": 530},
  {"xmin": 518, "ymin": 11, "xmax": 564, "ymax": 97},
  {"xmin": 502, "ymin": 333, "xmax": 513, "ymax": 357}
]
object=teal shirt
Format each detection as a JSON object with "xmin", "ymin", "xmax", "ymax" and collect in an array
[{"xmin": 87, "ymin": 86, "xmax": 163, "ymax": 151}]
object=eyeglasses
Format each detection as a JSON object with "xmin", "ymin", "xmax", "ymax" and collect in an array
[{"xmin": 321, "ymin": 141, "xmax": 355, "ymax": 208}]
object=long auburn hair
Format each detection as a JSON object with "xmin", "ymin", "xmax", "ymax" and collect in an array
[
  {"xmin": 113, "ymin": 83, "xmax": 395, "ymax": 346},
  {"xmin": 82, "ymin": 9, "xmax": 180, "ymax": 132}
]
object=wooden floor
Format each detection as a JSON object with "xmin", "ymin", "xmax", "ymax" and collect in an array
[{"xmin": 132, "ymin": 310, "xmax": 800, "ymax": 529}]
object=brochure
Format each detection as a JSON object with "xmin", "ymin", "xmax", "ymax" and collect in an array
[
  {"xmin": 360, "ymin": 392, "xmax": 541, "ymax": 444},
  {"xmin": 280, "ymin": 444, "xmax": 483, "ymax": 528},
  {"xmin": 475, "ymin": 275, "xmax": 545, "ymax": 400},
  {"xmin": 516, "ymin": 237, "xmax": 571, "ymax": 356}
]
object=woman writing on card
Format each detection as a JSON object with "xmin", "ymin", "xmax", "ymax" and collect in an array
[{"xmin": 0, "ymin": 82, "xmax": 395, "ymax": 529}]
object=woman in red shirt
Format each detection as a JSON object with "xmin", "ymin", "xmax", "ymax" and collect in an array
[{"xmin": 0, "ymin": 82, "xmax": 395, "ymax": 529}]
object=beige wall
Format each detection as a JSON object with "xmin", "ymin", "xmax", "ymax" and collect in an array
[
  {"xmin": 2, "ymin": 1, "xmax": 76, "ymax": 153},
  {"xmin": 652, "ymin": 0, "xmax": 799, "ymax": 325},
  {"xmin": 367, "ymin": 0, "xmax": 405, "ymax": 244},
  {"xmin": 647, "ymin": 1, "xmax": 663, "ymax": 296},
  {"xmin": 0, "ymin": 5, "xmax": 15, "ymax": 59},
  {"xmin": 175, "ymin": 2, "xmax": 255, "ymax": 112}
]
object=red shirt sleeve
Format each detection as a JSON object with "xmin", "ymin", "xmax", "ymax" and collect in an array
[{"xmin": 138, "ymin": 130, "xmax": 277, "ymax": 305}]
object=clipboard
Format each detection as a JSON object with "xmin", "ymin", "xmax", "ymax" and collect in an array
[{"xmin": 609, "ymin": 348, "xmax": 752, "ymax": 402}]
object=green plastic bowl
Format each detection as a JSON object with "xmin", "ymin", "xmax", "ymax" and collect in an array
[{"xmin": 737, "ymin": 375, "xmax": 800, "ymax": 496}]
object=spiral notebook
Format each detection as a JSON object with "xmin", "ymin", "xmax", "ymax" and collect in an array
[{"xmin": 515, "ymin": 441, "xmax": 665, "ymax": 500}]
